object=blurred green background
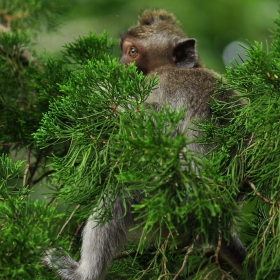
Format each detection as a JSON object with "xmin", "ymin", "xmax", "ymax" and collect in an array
[{"xmin": 37, "ymin": 0, "xmax": 279, "ymax": 72}]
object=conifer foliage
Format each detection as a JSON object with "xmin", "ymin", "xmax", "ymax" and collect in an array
[{"xmin": 0, "ymin": 1, "xmax": 280, "ymax": 279}]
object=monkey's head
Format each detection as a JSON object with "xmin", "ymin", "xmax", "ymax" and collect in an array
[{"xmin": 120, "ymin": 9, "xmax": 201, "ymax": 74}]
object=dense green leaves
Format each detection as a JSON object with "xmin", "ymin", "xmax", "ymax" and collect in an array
[
  {"xmin": 0, "ymin": 155, "xmax": 66, "ymax": 279},
  {"xmin": 0, "ymin": 0, "xmax": 73, "ymax": 33},
  {"xmin": 34, "ymin": 51, "xmax": 157, "ymax": 218},
  {"xmin": 114, "ymin": 106, "xmax": 233, "ymax": 241},
  {"xmin": 197, "ymin": 12, "xmax": 280, "ymax": 280},
  {"xmin": 62, "ymin": 31, "xmax": 116, "ymax": 63}
]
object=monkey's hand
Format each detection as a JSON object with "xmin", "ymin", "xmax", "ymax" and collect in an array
[{"xmin": 43, "ymin": 248, "xmax": 79, "ymax": 280}]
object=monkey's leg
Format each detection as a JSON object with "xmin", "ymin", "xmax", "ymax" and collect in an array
[{"xmin": 44, "ymin": 198, "xmax": 135, "ymax": 280}]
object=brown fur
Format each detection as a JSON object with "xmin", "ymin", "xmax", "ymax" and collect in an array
[{"xmin": 121, "ymin": 9, "xmax": 186, "ymax": 40}]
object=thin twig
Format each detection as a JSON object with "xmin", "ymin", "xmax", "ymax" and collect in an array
[
  {"xmin": 203, "ymin": 265, "xmax": 234, "ymax": 280},
  {"xmin": 248, "ymin": 181, "xmax": 279, "ymax": 207},
  {"xmin": 28, "ymin": 152, "xmax": 45, "ymax": 189},
  {"xmin": 47, "ymin": 196, "xmax": 57, "ymax": 206},
  {"xmin": 0, "ymin": 11, "xmax": 28, "ymax": 28},
  {"xmin": 138, "ymin": 233, "xmax": 172, "ymax": 279},
  {"xmin": 47, "ymin": 186, "xmax": 63, "ymax": 206},
  {"xmin": 259, "ymin": 210, "xmax": 277, "ymax": 246},
  {"xmin": 32, "ymin": 170, "xmax": 54, "ymax": 185},
  {"xmin": 0, "ymin": 142, "xmax": 20, "ymax": 146},
  {"xmin": 215, "ymin": 222, "xmax": 222, "ymax": 268},
  {"xmin": 158, "ymin": 273, "xmax": 173, "ymax": 279},
  {"xmin": 57, "ymin": 204, "xmax": 80, "ymax": 237},
  {"xmin": 247, "ymin": 133, "xmax": 254, "ymax": 147},
  {"xmin": 68, "ymin": 223, "xmax": 83, "ymax": 251},
  {"xmin": 23, "ymin": 147, "xmax": 31, "ymax": 187},
  {"xmin": 173, "ymin": 234, "xmax": 199, "ymax": 280},
  {"xmin": 160, "ymin": 233, "xmax": 171, "ymax": 277},
  {"xmin": 139, "ymin": 255, "xmax": 155, "ymax": 278},
  {"xmin": 113, "ymin": 250, "xmax": 137, "ymax": 261}
]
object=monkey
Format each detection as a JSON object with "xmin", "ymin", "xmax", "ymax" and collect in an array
[
  {"xmin": 43, "ymin": 9, "xmax": 247, "ymax": 280},
  {"xmin": 119, "ymin": 9, "xmax": 202, "ymax": 74}
]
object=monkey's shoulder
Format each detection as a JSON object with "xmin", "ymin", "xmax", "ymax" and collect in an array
[
  {"xmin": 150, "ymin": 67, "xmax": 220, "ymax": 93},
  {"xmin": 151, "ymin": 67, "xmax": 218, "ymax": 83}
]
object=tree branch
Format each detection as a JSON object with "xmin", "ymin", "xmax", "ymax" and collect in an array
[
  {"xmin": 57, "ymin": 204, "xmax": 80, "ymax": 237},
  {"xmin": 23, "ymin": 147, "xmax": 31, "ymax": 187},
  {"xmin": 248, "ymin": 181, "xmax": 279, "ymax": 207}
]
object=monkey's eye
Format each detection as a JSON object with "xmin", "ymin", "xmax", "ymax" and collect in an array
[{"xmin": 128, "ymin": 47, "xmax": 138, "ymax": 57}]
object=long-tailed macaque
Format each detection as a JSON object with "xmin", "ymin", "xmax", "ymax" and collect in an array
[{"xmin": 44, "ymin": 9, "xmax": 247, "ymax": 280}]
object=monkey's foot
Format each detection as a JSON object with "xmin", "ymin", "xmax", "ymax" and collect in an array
[{"xmin": 43, "ymin": 248, "xmax": 80, "ymax": 280}]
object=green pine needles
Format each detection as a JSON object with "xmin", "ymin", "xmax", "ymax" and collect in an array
[{"xmin": 198, "ymin": 12, "xmax": 280, "ymax": 280}]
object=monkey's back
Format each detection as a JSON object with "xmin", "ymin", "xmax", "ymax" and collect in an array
[{"xmin": 148, "ymin": 67, "xmax": 225, "ymax": 127}]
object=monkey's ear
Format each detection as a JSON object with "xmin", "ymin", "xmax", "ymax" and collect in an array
[{"xmin": 173, "ymin": 38, "xmax": 197, "ymax": 68}]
